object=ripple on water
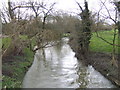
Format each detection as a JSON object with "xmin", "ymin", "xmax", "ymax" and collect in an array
[{"xmin": 23, "ymin": 38, "xmax": 116, "ymax": 88}]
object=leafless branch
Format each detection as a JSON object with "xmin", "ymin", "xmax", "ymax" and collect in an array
[
  {"xmin": 100, "ymin": 0, "xmax": 117, "ymax": 24},
  {"xmin": 33, "ymin": 41, "xmax": 60, "ymax": 52},
  {"xmin": 76, "ymin": 1, "xmax": 83, "ymax": 12}
]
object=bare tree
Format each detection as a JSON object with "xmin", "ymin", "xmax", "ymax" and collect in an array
[
  {"xmin": 1, "ymin": 0, "xmax": 60, "ymax": 58},
  {"xmin": 94, "ymin": 0, "xmax": 120, "ymax": 67},
  {"xmin": 27, "ymin": 1, "xmax": 57, "ymax": 54}
]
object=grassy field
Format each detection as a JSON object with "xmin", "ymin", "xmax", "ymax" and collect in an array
[{"xmin": 90, "ymin": 30, "xmax": 119, "ymax": 53}]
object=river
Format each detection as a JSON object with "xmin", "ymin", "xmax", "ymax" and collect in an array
[{"xmin": 22, "ymin": 38, "xmax": 115, "ymax": 88}]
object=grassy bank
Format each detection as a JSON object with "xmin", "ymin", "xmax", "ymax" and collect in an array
[
  {"xmin": 2, "ymin": 48, "xmax": 34, "ymax": 88},
  {"xmin": 2, "ymin": 36, "xmax": 34, "ymax": 88},
  {"xmin": 89, "ymin": 30, "xmax": 120, "ymax": 87},
  {"xmin": 90, "ymin": 30, "xmax": 119, "ymax": 53}
]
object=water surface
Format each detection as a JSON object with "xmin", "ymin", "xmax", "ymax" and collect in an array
[{"xmin": 23, "ymin": 38, "xmax": 115, "ymax": 88}]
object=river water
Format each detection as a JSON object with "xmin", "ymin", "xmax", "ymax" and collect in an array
[{"xmin": 22, "ymin": 38, "xmax": 115, "ymax": 88}]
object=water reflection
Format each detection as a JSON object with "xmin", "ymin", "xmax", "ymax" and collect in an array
[{"xmin": 23, "ymin": 38, "xmax": 115, "ymax": 88}]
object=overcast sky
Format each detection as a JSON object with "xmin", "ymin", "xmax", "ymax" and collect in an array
[
  {"xmin": 0, "ymin": 0, "xmax": 117, "ymax": 24},
  {"xmin": 0, "ymin": 0, "xmax": 114, "ymax": 11}
]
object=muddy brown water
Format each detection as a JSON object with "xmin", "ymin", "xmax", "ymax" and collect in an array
[{"xmin": 22, "ymin": 38, "xmax": 116, "ymax": 88}]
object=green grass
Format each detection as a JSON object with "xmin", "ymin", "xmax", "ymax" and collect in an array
[
  {"xmin": 2, "ymin": 35, "xmax": 34, "ymax": 88},
  {"xmin": 90, "ymin": 30, "xmax": 119, "ymax": 53},
  {"xmin": 2, "ymin": 76, "xmax": 22, "ymax": 88},
  {"xmin": 19, "ymin": 35, "xmax": 28, "ymax": 40},
  {"xmin": 63, "ymin": 33, "xmax": 70, "ymax": 37},
  {"xmin": 2, "ymin": 47, "xmax": 34, "ymax": 88},
  {"xmin": 2, "ymin": 37, "xmax": 11, "ymax": 49},
  {"xmin": 0, "ymin": 38, "xmax": 2, "ymax": 49},
  {"xmin": 0, "ymin": 81, "xmax": 1, "ymax": 89}
]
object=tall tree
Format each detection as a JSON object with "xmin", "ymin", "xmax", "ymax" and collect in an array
[
  {"xmin": 76, "ymin": 0, "xmax": 92, "ymax": 60},
  {"xmin": 8, "ymin": 0, "xmax": 14, "ymax": 20}
]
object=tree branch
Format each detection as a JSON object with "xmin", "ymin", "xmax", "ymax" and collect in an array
[
  {"xmin": 100, "ymin": 0, "xmax": 117, "ymax": 24},
  {"xmin": 33, "ymin": 41, "xmax": 60, "ymax": 52},
  {"xmin": 76, "ymin": 1, "xmax": 83, "ymax": 12},
  {"xmin": 95, "ymin": 31, "xmax": 120, "ymax": 47}
]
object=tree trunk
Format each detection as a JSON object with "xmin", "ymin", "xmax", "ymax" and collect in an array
[
  {"xmin": 8, "ymin": 0, "xmax": 14, "ymax": 20},
  {"xmin": 77, "ymin": 1, "xmax": 91, "ymax": 60}
]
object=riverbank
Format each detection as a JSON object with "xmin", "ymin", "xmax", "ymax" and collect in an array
[
  {"xmin": 69, "ymin": 41, "xmax": 120, "ymax": 88},
  {"xmin": 87, "ymin": 52, "xmax": 120, "ymax": 87},
  {"xmin": 2, "ymin": 48, "xmax": 34, "ymax": 88},
  {"xmin": 69, "ymin": 29, "xmax": 120, "ymax": 87},
  {"xmin": 72, "ymin": 45, "xmax": 120, "ymax": 87}
]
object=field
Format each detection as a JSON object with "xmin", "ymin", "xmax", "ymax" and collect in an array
[{"xmin": 90, "ymin": 30, "xmax": 119, "ymax": 53}]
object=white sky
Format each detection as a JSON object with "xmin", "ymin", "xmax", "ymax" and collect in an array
[
  {"xmin": 54, "ymin": 0, "xmax": 100, "ymax": 12},
  {"xmin": 0, "ymin": 0, "xmax": 118, "ymax": 24},
  {"xmin": 0, "ymin": 0, "xmax": 113, "ymax": 12}
]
